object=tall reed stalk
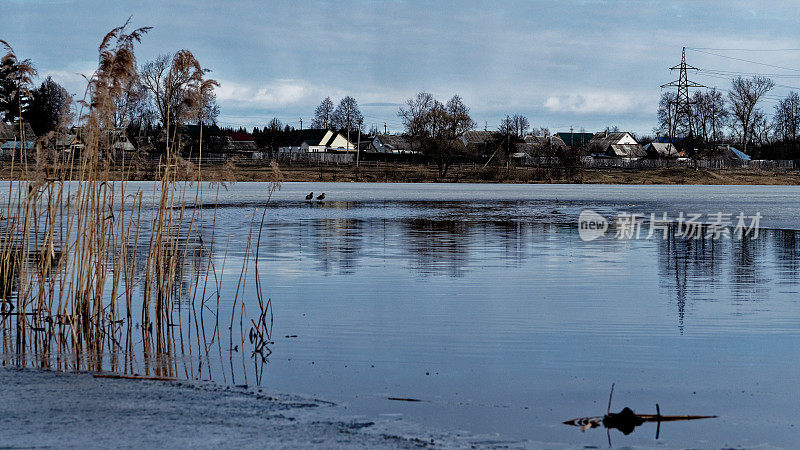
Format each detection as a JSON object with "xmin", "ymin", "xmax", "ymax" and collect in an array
[{"xmin": 0, "ymin": 23, "xmax": 278, "ymax": 383}]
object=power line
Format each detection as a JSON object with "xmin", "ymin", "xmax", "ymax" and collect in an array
[
  {"xmin": 700, "ymin": 69, "xmax": 800, "ymax": 79},
  {"xmin": 688, "ymin": 47, "xmax": 800, "ymax": 52},
  {"xmin": 687, "ymin": 48, "xmax": 800, "ymax": 73}
]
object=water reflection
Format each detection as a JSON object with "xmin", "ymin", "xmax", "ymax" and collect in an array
[
  {"xmin": 404, "ymin": 219, "xmax": 470, "ymax": 278},
  {"xmin": 267, "ymin": 211, "xmax": 800, "ymax": 335},
  {"xmin": 6, "ymin": 197, "xmax": 800, "ymax": 382}
]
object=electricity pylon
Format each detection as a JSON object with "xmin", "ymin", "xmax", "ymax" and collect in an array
[{"xmin": 661, "ymin": 47, "xmax": 706, "ymax": 139}]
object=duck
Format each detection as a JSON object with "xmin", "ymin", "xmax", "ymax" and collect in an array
[
  {"xmin": 305, "ymin": 192, "xmax": 314, "ymax": 201},
  {"xmin": 316, "ymin": 193, "xmax": 325, "ymax": 201}
]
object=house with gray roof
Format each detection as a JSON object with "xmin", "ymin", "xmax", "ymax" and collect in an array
[
  {"xmin": 460, "ymin": 130, "xmax": 498, "ymax": 156},
  {"xmin": 0, "ymin": 122, "xmax": 36, "ymax": 158},
  {"xmin": 644, "ymin": 142, "xmax": 682, "ymax": 159},
  {"xmin": 523, "ymin": 134, "xmax": 566, "ymax": 155},
  {"xmin": 372, "ymin": 134, "xmax": 414, "ymax": 154},
  {"xmin": 588, "ymin": 131, "xmax": 646, "ymax": 159}
]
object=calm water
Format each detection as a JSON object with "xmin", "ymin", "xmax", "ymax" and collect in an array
[
  {"xmin": 7, "ymin": 182, "xmax": 800, "ymax": 447},
  {"xmin": 198, "ymin": 183, "xmax": 799, "ymax": 448}
]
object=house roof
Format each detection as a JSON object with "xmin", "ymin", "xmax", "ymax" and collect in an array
[
  {"xmin": 461, "ymin": 130, "xmax": 495, "ymax": 145},
  {"xmin": 588, "ymin": 132, "xmax": 636, "ymax": 149},
  {"xmin": 0, "ymin": 122, "xmax": 35, "ymax": 141},
  {"xmin": 607, "ymin": 144, "xmax": 647, "ymax": 158},
  {"xmin": 693, "ymin": 145, "xmax": 743, "ymax": 160},
  {"xmin": 56, "ymin": 134, "xmax": 80, "ymax": 147},
  {"xmin": 284, "ymin": 129, "xmax": 332, "ymax": 147},
  {"xmin": 113, "ymin": 140, "xmax": 136, "ymax": 151},
  {"xmin": 645, "ymin": 142, "xmax": 680, "ymax": 158},
  {"xmin": 375, "ymin": 134, "xmax": 411, "ymax": 151},
  {"xmin": 524, "ymin": 134, "xmax": 567, "ymax": 148},
  {"xmin": 223, "ymin": 138, "xmax": 259, "ymax": 152},
  {"xmin": 730, "ymin": 146, "xmax": 750, "ymax": 161},
  {"xmin": 228, "ymin": 131, "xmax": 254, "ymax": 142},
  {"xmin": 555, "ymin": 132, "xmax": 594, "ymax": 147}
]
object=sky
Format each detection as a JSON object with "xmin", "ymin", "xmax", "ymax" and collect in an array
[{"xmin": 3, "ymin": 0, "xmax": 800, "ymax": 136}]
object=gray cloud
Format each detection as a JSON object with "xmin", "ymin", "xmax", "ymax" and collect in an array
[{"xmin": 3, "ymin": 0, "xmax": 800, "ymax": 135}]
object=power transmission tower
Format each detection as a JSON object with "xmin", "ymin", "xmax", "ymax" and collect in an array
[{"xmin": 661, "ymin": 47, "xmax": 705, "ymax": 140}]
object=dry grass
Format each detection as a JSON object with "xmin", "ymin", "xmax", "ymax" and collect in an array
[{"xmin": 0, "ymin": 24, "xmax": 280, "ymax": 384}]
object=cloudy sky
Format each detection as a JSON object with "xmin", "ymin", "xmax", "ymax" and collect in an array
[{"xmin": 4, "ymin": 0, "xmax": 800, "ymax": 135}]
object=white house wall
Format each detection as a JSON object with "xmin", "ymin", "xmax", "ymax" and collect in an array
[
  {"xmin": 329, "ymin": 133, "xmax": 354, "ymax": 150},
  {"xmin": 321, "ymin": 130, "xmax": 336, "ymax": 146}
]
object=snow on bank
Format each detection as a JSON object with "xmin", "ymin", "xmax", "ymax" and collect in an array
[{"xmin": 0, "ymin": 368, "xmax": 533, "ymax": 449}]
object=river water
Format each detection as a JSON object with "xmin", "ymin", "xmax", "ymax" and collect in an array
[
  {"xmin": 195, "ymin": 182, "xmax": 797, "ymax": 448},
  {"xmin": 7, "ymin": 182, "xmax": 800, "ymax": 448}
]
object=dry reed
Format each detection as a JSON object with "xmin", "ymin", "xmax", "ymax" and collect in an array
[{"xmin": 0, "ymin": 23, "xmax": 279, "ymax": 383}]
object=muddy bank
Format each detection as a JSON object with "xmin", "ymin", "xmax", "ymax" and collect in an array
[
  {"xmin": 1, "ymin": 162, "xmax": 799, "ymax": 185},
  {"xmin": 0, "ymin": 368, "xmax": 530, "ymax": 449},
  {"xmin": 166, "ymin": 164, "xmax": 800, "ymax": 185}
]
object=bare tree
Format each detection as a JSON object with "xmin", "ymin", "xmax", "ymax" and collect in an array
[
  {"xmin": 497, "ymin": 115, "xmax": 515, "ymax": 158},
  {"xmin": 443, "ymin": 94, "xmax": 476, "ymax": 140},
  {"xmin": 656, "ymin": 91, "xmax": 677, "ymax": 138},
  {"xmin": 750, "ymin": 109, "xmax": 773, "ymax": 148},
  {"xmin": 311, "ymin": 97, "xmax": 334, "ymax": 129},
  {"xmin": 498, "ymin": 114, "xmax": 530, "ymax": 140},
  {"xmin": 706, "ymin": 88, "xmax": 728, "ymax": 143},
  {"xmin": 331, "ymin": 96, "xmax": 363, "ymax": 149},
  {"xmin": 112, "ymin": 76, "xmax": 151, "ymax": 129},
  {"xmin": 139, "ymin": 51, "xmax": 218, "ymax": 130},
  {"xmin": 690, "ymin": 89, "xmax": 728, "ymax": 144},
  {"xmin": 512, "ymin": 114, "xmax": 530, "ymax": 138},
  {"xmin": 398, "ymin": 91, "xmax": 435, "ymax": 149},
  {"xmin": 773, "ymin": 91, "xmax": 800, "ymax": 143},
  {"xmin": 398, "ymin": 92, "xmax": 474, "ymax": 176},
  {"xmin": 728, "ymin": 76, "xmax": 774, "ymax": 154}
]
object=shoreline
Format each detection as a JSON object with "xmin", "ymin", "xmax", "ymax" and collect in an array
[
  {"xmin": 1, "ymin": 163, "xmax": 798, "ymax": 185},
  {"xmin": 0, "ymin": 367, "xmax": 524, "ymax": 449}
]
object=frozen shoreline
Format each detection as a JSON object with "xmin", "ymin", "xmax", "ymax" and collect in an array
[{"xmin": 0, "ymin": 368, "xmax": 530, "ymax": 449}]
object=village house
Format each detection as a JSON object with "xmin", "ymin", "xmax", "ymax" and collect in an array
[
  {"xmin": 0, "ymin": 122, "xmax": 36, "ymax": 159},
  {"xmin": 460, "ymin": 130, "xmax": 497, "ymax": 156},
  {"xmin": 372, "ymin": 134, "xmax": 414, "ymax": 154},
  {"xmin": 588, "ymin": 131, "xmax": 647, "ymax": 159},
  {"xmin": 524, "ymin": 134, "xmax": 566, "ymax": 154},
  {"xmin": 644, "ymin": 142, "xmax": 682, "ymax": 159},
  {"xmin": 555, "ymin": 131, "xmax": 594, "ymax": 148},
  {"xmin": 279, "ymin": 129, "xmax": 357, "ymax": 153},
  {"xmin": 693, "ymin": 144, "xmax": 750, "ymax": 161},
  {"xmin": 221, "ymin": 130, "xmax": 263, "ymax": 159},
  {"xmin": 357, "ymin": 139, "xmax": 375, "ymax": 153}
]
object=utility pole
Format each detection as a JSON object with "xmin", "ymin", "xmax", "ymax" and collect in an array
[
  {"xmin": 384, "ymin": 123, "xmax": 387, "ymax": 134},
  {"xmin": 570, "ymin": 126, "xmax": 574, "ymax": 147},
  {"xmin": 299, "ymin": 118, "xmax": 303, "ymax": 130},
  {"xmin": 357, "ymin": 120, "xmax": 362, "ymax": 167},
  {"xmin": 661, "ymin": 47, "xmax": 705, "ymax": 140}
]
